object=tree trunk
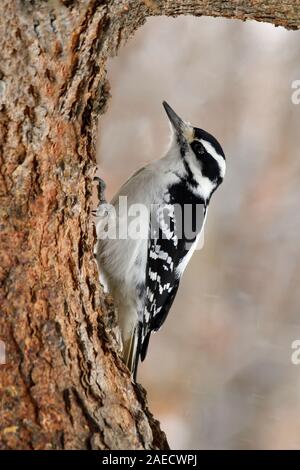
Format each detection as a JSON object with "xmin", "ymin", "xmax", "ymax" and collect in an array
[{"xmin": 0, "ymin": 0, "xmax": 299, "ymax": 450}]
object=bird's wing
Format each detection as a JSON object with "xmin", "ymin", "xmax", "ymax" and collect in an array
[{"xmin": 140, "ymin": 199, "xmax": 206, "ymax": 361}]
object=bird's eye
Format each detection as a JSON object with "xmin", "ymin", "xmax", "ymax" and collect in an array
[{"xmin": 193, "ymin": 141, "xmax": 205, "ymax": 155}]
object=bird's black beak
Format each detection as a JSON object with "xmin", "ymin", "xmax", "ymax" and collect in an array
[
  {"xmin": 163, "ymin": 101, "xmax": 184, "ymax": 133},
  {"xmin": 162, "ymin": 101, "xmax": 194, "ymax": 142}
]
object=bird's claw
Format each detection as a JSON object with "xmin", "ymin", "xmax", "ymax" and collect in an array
[{"xmin": 93, "ymin": 176, "xmax": 107, "ymax": 214}]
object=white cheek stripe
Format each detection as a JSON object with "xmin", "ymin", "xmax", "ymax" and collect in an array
[
  {"xmin": 184, "ymin": 151, "xmax": 215, "ymax": 200},
  {"xmin": 198, "ymin": 139, "xmax": 226, "ymax": 179}
]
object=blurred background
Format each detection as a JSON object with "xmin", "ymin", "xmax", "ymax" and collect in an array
[{"xmin": 97, "ymin": 16, "xmax": 300, "ymax": 449}]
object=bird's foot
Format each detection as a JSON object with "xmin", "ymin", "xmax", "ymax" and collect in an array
[{"xmin": 92, "ymin": 176, "xmax": 107, "ymax": 216}]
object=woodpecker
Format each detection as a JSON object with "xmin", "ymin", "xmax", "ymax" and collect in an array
[{"xmin": 95, "ymin": 102, "xmax": 226, "ymax": 380}]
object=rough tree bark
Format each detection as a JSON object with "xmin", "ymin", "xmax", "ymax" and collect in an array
[{"xmin": 0, "ymin": 0, "xmax": 299, "ymax": 450}]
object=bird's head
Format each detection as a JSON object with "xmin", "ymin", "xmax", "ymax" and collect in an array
[{"xmin": 163, "ymin": 101, "xmax": 226, "ymax": 196}]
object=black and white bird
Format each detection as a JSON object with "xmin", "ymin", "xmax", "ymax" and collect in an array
[{"xmin": 95, "ymin": 102, "xmax": 226, "ymax": 380}]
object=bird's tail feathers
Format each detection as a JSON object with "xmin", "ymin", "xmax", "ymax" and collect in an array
[
  {"xmin": 140, "ymin": 330, "xmax": 151, "ymax": 362},
  {"xmin": 122, "ymin": 322, "xmax": 143, "ymax": 382}
]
